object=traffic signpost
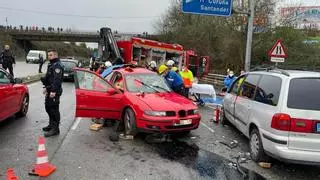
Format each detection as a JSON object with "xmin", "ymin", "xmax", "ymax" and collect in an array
[
  {"xmin": 268, "ymin": 39, "xmax": 288, "ymax": 67},
  {"xmin": 182, "ymin": 0, "xmax": 233, "ymax": 17}
]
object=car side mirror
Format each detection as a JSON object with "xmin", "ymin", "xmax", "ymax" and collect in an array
[
  {"xmin": 107, "ymin": 88, "xmax": 117, "ymax": 95},
  {"xmin": 14, "ymin": 78, "xmax": 23, "ymax": 84}
]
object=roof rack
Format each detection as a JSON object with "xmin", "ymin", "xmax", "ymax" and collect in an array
[{"xmin": 267, "ymin": 68, "xmax": 290, "ymax": 76}]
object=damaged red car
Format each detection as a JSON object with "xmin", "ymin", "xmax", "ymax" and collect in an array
[{"xmin": 73, "ymin": 66, "xmax": 201, "ymax": 136}]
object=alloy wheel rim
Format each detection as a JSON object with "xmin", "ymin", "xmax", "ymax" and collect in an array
[
  {"xmin": 250, "ymin": 134, "xmax": 259, "ymax": 157},
  {"xmin": 22, "ymin": 96, "xmax": 29, "ymax": 114}
]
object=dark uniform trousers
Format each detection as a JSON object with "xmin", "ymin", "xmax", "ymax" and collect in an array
[
  {"xmin": 2, "ymin": 62, "xmax": 14, "ymax": 77},
  {"xmin": 45, "ymin": 94, "xmax": 61, "ymax": 129}
]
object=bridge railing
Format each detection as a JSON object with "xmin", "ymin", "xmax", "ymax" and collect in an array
[{"xmin": 199, "ymin": 73, "xmax": 225, "ymax": 87}]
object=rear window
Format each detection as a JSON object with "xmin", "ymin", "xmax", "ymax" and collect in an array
[{"xmin": 287, "ymin": 78, "xmax": 320, "ymax": 111}]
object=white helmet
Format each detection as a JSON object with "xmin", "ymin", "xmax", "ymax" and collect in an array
[
  {"xmin": 149, "ymin": 61, "xmax": 157, "ymax": 68},
  {"xmin": 166, "ymin": 60, "xmax": 175, "ymax": 66},
  {"xmin": 105, "ymin": 61, "xmax": 112, "ymax": 67}
]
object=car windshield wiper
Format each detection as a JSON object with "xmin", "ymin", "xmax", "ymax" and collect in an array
[
  {"xmin": 134, "ymin": 79, "xmax": 160, "ymax": 93},
  {"xmin": 149, "ymin": 84, "xmax": 171, "ymax": 92}
]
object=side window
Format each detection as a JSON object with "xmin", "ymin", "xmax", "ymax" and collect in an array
[
  {"xmin": 254, "ymin": 75, "xmax": 282, "ymax": 106},
  {"xmin": 76, "ymin": 71, "xmax": 111, "ymax": 92},
  {"xmin": 230, "ymin": 75, "xmax": 246, "ymax": 95},
  {"xmin": 239, "ymin": 74, "xmax": 260, "ymax": 99},
  {"xmin": 0, "ymin": 71, "xmax": 11, "ymax": 84}
]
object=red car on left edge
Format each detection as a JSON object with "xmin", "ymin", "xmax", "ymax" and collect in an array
[
  {"xmin": 73, "ymin": 65, "xmax": 201, "ymax": 136},
  {"xmin": 0, "ymin": 68, "xmax": 29, "ymax": 122}
]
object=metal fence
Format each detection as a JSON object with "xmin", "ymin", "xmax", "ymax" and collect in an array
[{"xmin": 199, "ymin": 73, "xmax": 225, "ymax": 87}]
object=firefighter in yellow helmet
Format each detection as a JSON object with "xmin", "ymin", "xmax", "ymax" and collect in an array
[{"xmin": 158, "ymin": 64, "xmax": 184, "ymax": 96}]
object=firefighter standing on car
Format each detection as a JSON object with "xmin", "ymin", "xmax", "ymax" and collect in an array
[
  {"xmin": 1, "ymin": 45, "xmax": 16, "ymax": 77},
  {"xmin": 158, "ymin": 64, "xmax": 184, "ymax": 96},
  {"xmin": 41, "ymin": 49, "xmax": 64, "ymax": 137}
]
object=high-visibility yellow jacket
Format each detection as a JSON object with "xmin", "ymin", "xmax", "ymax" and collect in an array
[{"xmin": 180, "ymin": 70, "xmax": 194, "ymax": 88}]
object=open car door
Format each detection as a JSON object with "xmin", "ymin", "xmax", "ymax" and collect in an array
[{"xmin": 73, "ymin": 69, "xmax": 123, "ymax": 120}]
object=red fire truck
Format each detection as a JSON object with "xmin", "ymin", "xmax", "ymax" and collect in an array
[
  {"xmin": 115, "ymin": 35, "xmax": 184, "ymax": 68},
  {"xmin": 97, "ymin": 27, "xmax": 210, "ymax": 77},
  {"xmin": 181, "ymin": 50, "xmax": 210, "ymax": 78}
]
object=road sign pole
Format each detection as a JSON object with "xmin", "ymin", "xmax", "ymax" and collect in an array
[{"xmin": 244, "ymin": 0, "xmax": 255, "ymax": 72}]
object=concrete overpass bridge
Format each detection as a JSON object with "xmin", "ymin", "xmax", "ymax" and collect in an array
[{"xmin": 1, "ymin": 28, "xmax": 160, "ymax": 54}]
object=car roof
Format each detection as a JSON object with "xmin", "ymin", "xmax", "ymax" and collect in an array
[
  {"xmin": 115, "ymin": 67, "xmax": 156, "ymax": 75},
  {"xmin": 249, "ymin": 69, "xmax": 320, "ymax": 78}
]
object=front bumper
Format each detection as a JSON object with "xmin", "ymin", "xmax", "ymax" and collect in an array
[
  {"xmin": 136, "ymin": 115, "xmax": 201, "ymax": 133},
  {"xmin": 63, "ymin": 72, "xmax": 74, "ymax": 79}
]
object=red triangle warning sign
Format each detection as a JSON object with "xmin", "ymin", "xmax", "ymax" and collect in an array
[{"xmin": 268, "ymin": 39, "xmax": 288, "ymax": 58}]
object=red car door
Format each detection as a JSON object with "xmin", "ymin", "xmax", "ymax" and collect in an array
[
  {"xmin": 0, "ymin": 70, "xmax": 15, "ymax": 120},
  {"xmin": 74, "ymin": 69, "xmax": 124, "ymax": 120}
]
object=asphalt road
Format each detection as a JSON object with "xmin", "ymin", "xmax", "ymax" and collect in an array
[
  {"xmin": 4, "ymin": 61, "xmax": 48, "ymax": 78},
  {"xmin": 0, "ymin": 82, "xmax": 319, "ymax": 179}
]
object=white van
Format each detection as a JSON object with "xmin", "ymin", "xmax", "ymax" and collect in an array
[{"xmin": 26, "ymin": 50, "xmax": 47, "ymax": 64}]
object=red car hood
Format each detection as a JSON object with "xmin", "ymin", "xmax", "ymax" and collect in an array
[{"xmin": 127, "ymin": 92, "xmax": 197, "ymax": 111}]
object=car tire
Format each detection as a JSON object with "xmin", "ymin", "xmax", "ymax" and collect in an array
[
  {"xmin": 124, "ymin": 108, "xmax": 137, "ymax": 136},
  {"xmin": 220, "ymin": 108, "xmax": 229, "ymax": 125},
  {"xmin": 16, "ymin": 95, "xmax": 29, "ymax": 117},
  {"xmin": 250, "ymin": 128, "xmax": 268, "ymax": 162}
]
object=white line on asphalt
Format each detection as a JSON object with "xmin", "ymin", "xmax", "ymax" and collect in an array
[
  {"xmin": 71, "ymin": 118, "xmax": 82, "ymax": 130},
  {"xmin": 201, "ymin": 122, "xmax": 215, "ymax": 133}
]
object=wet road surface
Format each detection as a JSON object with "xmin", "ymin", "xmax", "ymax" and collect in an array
[{"xmin": 0, "ymin": 81, "xmax": 319, "ymax": 179}]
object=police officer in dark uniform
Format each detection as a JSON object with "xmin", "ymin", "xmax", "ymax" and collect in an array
[
  {"xmin": 41, "ymin": 49, "xmax": 64, "ymax": 137},
  {"xmin": 1, "ymin": 45, "xmax": 16, "ymax": 77}
]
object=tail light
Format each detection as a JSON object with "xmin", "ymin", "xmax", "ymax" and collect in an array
[
  {"xmin": 271, "ymin": 113, "xmax": 318, "ymax": 133},
  {"xmin": 271, "ymin": 113, "xmax": 291, "ymax": 131}
]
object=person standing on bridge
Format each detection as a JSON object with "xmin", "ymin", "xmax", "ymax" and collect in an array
[
  {"xmin": 41, "ymin": 49, "xmax": 64, "ymax": 137},
  {"xmin": 1, "ymin": 45, "xmax": 16, "ymax": 77}
]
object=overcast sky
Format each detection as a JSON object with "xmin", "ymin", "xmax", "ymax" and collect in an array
[
  {"xmin": 0, "ymin": 0, "xmax": 173, "ymax": 34},
  {"xmin": 0, "ymin": 0, "xmax": 318, "ymax": 34}
]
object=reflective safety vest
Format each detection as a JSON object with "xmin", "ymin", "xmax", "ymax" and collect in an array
[{"xmin": 180, "ymin": 70, "xmax": 194, "ymax": 88}]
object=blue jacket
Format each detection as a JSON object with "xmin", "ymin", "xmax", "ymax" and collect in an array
[
  {"xmin": 224, "ymin": 75, "xmax": 237, "ymax": 88},
  {"xmin": 101, "ymin": 65, "xmax": 124, "ymax": 78},
  {"xmin": 165, "ymin": 71, "xmax": 183, "ymax": 89}
]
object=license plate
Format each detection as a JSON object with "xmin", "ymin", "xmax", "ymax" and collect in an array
[
  {"xmin": 175, "ymin": 119, "xmax": 192, "ymax": 126},
  {"xmin": 64, "ymin": 73, "xmax": 69, "ymax": 77},
  {"xmin": 317, "ymin": 123, "xmax": 320, "ymax": 133}
]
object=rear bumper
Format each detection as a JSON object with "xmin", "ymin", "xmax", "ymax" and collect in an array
[
  {"xmin": 136, "ymin": 116, "xmax": 201, "ymax": 133},
  {"xmin": 261, "ymin": 130, "xmax": 320, "ymax": 165}
]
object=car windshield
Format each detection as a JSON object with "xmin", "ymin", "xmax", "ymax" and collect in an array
[
  {"xmin": 28, "ymin": 53, "xmax": 38, "ymax": 57},
  {"xmin": 287, "ymin": 78, "xmax": 320, "ymax": 111},
  {"xmin": 61, "ymin": 61, "xmax": 77, "ymax": 69},
  {"xmin": 125, "ymin": 73, "xmax": 171, "ymax": 93}
]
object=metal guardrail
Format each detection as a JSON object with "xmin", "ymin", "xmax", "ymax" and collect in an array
[{"xmin": 200, "ymin": 73, "xmax": 225, "ymax": 86}]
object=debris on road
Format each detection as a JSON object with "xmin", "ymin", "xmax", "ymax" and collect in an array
[
  {"xmin": 219, "ymin": 140, "xmax": 238, "ymax": 149},
  {"xmin": 89, "ymin": 123, "xmax": 103, "ymax": 131},
  {"xmin": 119, "ymin": 134, "xmax": 134, "ymax": 140},
  {"xmin": 259, "ymin": 162, "xmax": 272, "ymax": 169}
]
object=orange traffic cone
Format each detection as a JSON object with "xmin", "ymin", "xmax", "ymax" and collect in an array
[
  {"xmin": 6, "ymin": 168, "xmax": 18, "ymax": 180},
  {"xmin": 30, "ymin": 136, "xmax": 56, "ymax": 177}
]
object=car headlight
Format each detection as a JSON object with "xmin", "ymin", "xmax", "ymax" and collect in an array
[{"xmin": 144, "ymin": 111, "xmax": 166, "ymax": 116}]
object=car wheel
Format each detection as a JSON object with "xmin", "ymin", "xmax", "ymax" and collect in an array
[
  {"xmin": 17, "ymin": 95, "xmax": 29, "ymax": 117},
  {"xmin": 124, "ymin": 108, "xmax": 137, "ymax": 136},
  {"xmin": 250, "ymin": 128, "xmax": 268, "ymax": 162},
  {"xmin": 220, "ymin": 108, "xmax": 229, "ymax": 125}
]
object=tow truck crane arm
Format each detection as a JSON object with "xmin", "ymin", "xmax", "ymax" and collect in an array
[{"xmin": 99, "ymin": 27, "xmax": 124, "ymax": 65}]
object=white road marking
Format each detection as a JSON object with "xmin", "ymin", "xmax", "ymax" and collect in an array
[
  {"xmin": 71, "ymin": 117, "xmax": 82, "ymax": 130},
  {"xmin": 201, "ymin": 122, "xmax": 215, "ymax": 133}
]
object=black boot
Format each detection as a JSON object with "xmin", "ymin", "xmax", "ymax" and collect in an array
[
  {"xmin": 42, "ymin": 125, "xmax": 52, "ymax": 132},
  {"xmin": 44, "ymin": 128, "xmax": 60, "ymax": 137}
]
